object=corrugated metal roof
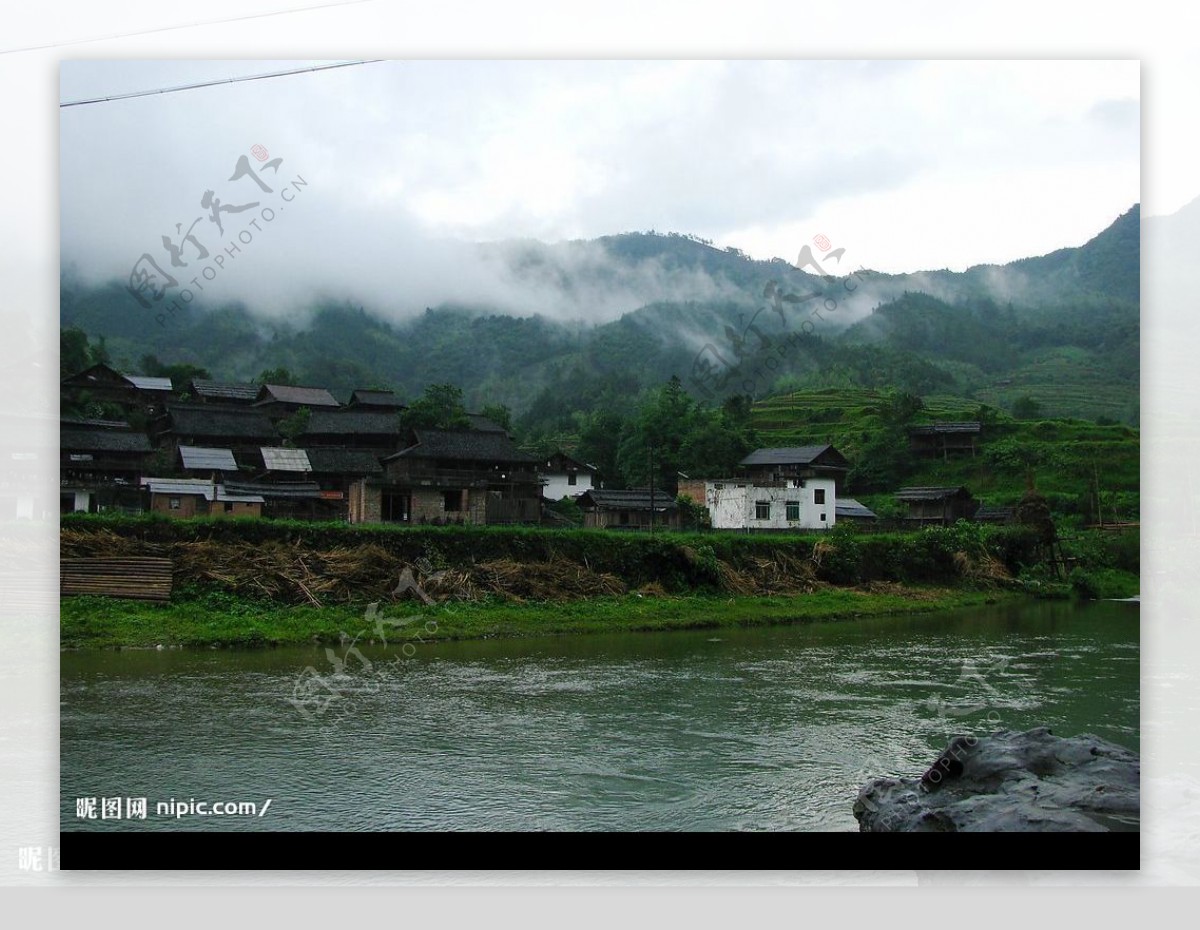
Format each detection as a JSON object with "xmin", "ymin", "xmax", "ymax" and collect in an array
[
  {"xmin": 125, "ymin": 375, "xmax": 174, "ymax": 392},
  {"xmin": 142, "ymin": 478, "xmax": 216, "ymax": 499},
  {"xmin": 179, "ymin": 446, "xmax": 238, "ymax": 471},
  {"xmin": 835, "ymin": 498, "xmax": 878, "ymax": 519},
  {"xmin": 256, "ymin": 384, "xmax": 340, "ymax": 407},
  {"xmin": 261, "ymin": 447, "xmax": 312, "ymax": 472},
  {"xmin": 740, "ymin": 445, "xmax": 843, "ymax": 467}
]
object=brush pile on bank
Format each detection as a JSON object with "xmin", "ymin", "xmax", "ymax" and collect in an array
[{"xmin": 60, "ymin": 515, "xmax": 1042, "ymax": 605}]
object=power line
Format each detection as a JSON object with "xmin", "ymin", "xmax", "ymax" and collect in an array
[
  {"xmin": 60, "ymin": 59, "xmax": 384, "ymax": 108},
  {"xmin": 4, "ymin": 0, "xmax": 375, "ymax": 56}
]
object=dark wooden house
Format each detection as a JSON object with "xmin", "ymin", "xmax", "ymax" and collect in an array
[
  {"xmin": 739, "ymin": 445, "xmax": 849, "ymax": 488},
  {"xmin": 155, "ymin": 404, "xmax": 279, "ymax": 470},
  {"xmin": 577, "ymin": 488, "xmax": 681, "ymax": 530},
  {"xmin": 349, "ymin": 428, "xmax": 542, "ymax": 525},
  {"xmin": 908, "ymin": 422, "xmax": 982, "ymax": 459},
  {"xmin": 300, "ymin": 409, "xmax": 405, "ymax": 453},
  {"xmin": 60, "ymin": 420, "xmax": 153, "ymax": 513},
  {"xmin": 895, "ymin": 486, "xmax": 980, "ymax": 525},
  {"xmin": 62, "ymin": 364, "xmax": 174, "ymax": 418},
  {"xmin": 252, "ymin": 384, "xmax": 340, "ymax": 418}
]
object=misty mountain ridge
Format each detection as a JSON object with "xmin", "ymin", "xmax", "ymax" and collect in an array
[{"xmin": 60, "ymin": 204, "xmax": 1140, "ymax": 425}]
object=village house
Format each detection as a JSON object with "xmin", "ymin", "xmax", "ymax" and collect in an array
[
  {"xmin": 62, "ymin": 363, "xmax": 174, "ymax": 419},
  {"xmin": 142, "ymin": 477, "xmax": 263, "ymax": 519},
  {"xmin": 154, "ymin": 404, "xmax": 279, "ymax": 471},
  {"xmin": 576, "ymin": 488, "xmax": 681, "ymax": 530},
  {"xmin": 60, "ymin": 418, "xmax": 153, "ymax": 513},
  {"xmin": 252, "ymin": 383, "xmax": 340, "ymax": 419},
  {"xmin": 908, "ymin": 421, "xmax": 982, "ymax": 459},
  {"xmin": 894, "ymin": 486, "xmax": 980, "ymax": 525},
  {"xmin": 300, "ymin": 409, "xmax": 405, "ymax": 453},
  {"xmin": 540, "ymin": 451, "xmax": 597, "ymax": 501},
  {"xmin": 704, "ymin": 445, "xmax": 849, "ymax": 532},
  {"xmin": 348, "ymin": 427, "xmax": 542, "ymax": 525}
]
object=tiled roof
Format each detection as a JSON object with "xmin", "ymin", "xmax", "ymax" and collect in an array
[
  {"xmin": 895, "ymin": 486, "xmax": 974, "ymax": 501},
  {"xmin": 304, "ymin": 410, "xmax": 402, "ymax": 437},
  {"xmin": 385, "ymin": 428, "xmax": 537, "ymax": 464},
  {"xmin": 165, "ymin": 404, "xmax": 277, "ymax": 440},
  {"xmin": 578, "ymin": 488, "xmax": 678, "ymax": 512},
  {"xmin": 909, "ymin": 421, "xmax": 982, "ymax": 435},
  {"xmin": 304, "ymin": 447, "xmax": 383, "ymax": 475},
  {"xmin": 835, "ymin": 498, "xmax": 878, "ymax": 519},
  {"xmin": 189, "ymin": 379, "xmax": 260, "ymax": 402},
  {"xmin": 349, "ymin": 389, "xmax": 405, "ymax": 408},
  {"xmin": 61, "ymin": 429, "xmax": 152, "ymax": 453},
  {"xmin": 740, "ymin": 445, "xmax": 845, "ymax": 467},
  {"xmin": 125, "ymin": 375, "xmax": 174, "ymax": 392},
  {"xmin": 255, "ymin": 384, "xmax": 340, "ymax": 407}
]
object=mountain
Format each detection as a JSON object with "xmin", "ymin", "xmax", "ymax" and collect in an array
[{"xmin": 59, "ymin": 205, "xmax": 1140, "ymax": 426}]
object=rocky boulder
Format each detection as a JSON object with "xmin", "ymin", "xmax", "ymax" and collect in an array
[{"xmin": 854, "ymin": 727, "xmax": 1140, "ymax": 832}]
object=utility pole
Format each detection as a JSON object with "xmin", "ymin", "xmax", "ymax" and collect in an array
[{"xmin": 648, "ymin": 443, "xmax": 655, "ymax": 534}]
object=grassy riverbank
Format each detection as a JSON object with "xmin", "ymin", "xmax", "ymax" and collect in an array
[{"xmin": 60, "ymin": 586, "xmax": 1016, "ymax": 649}]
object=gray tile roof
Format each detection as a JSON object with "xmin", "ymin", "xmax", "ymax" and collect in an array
[
  {"xmin": 166, "ymin": 404, "xmax": 278, "ymax": 440},
  {"xmin": 61, "ymin": 429, "xmax": 153, "ymax": 453},
  {"xmin": 349, "ymin": 389, "xmax": 405, "ymax": 408},
  {"xmin": 740, "ymin": 445, "xmax": 844, "ymax": 467},
  {"xmin": 386, "ymin": 428, "xmax": 537, "ymax": 464},
  {"xmin": 224, "ymin": 479, "xmax": 323, "ymax": 500},
  {"xmin": 304, "ymin": 447, "xmax": 383, "ymax": 475},
  {"xmin": 578, "ymin": 488, "xmax": 678, "ymax": 512},
  {"xmin": 188, "ymin": 379, "xmax": 260, "ymax": 402},
  {"xmin": 179, "ymin": 446, "xmax": 238, "ymax": 471},
  {"xmin": 835, "ymin": 498, "xmax": 878, "ymax": 519},
  {"xmin": 909, "ymin": 421, "xmax": 982, "ymax": 435},
  {"xmin": 255, "ymin": 384, "xmax": 340, "ymax": 407},
  {"xmin": 895, "ymin": 486, "xmax": 974, "ymax": 501},
  {"xmin": 304, "ymin": 410, "xmax": 402, "ymax": 437}
]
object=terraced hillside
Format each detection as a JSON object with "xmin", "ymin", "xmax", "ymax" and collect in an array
[{"xmin": 751, "ymin": 388, "xmax": 1139, "ymax": 523}]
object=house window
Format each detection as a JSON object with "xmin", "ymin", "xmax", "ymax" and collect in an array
[
  {"xmin": 619, "ymin": 511, "xmax": 630, "ymax": 524},
  {"xmin": 224, "ymin": 502, "xmax": 234, "ymax": 513},
  {"xmin": 444, "ymin": 490, "xmax": 462, "ymax": 512},
  {"xmin": 168, "ymin": 496, "xmax": 181, "ymax": 510},
  {"xmin": 786, "ymin": 501, "xmax": 800, "ymax": 521},
  {"xmin": 567, "ymin": 473, "xmax": 577, "ymax": 486},
  {"xmin": 820, "ymin": 513, "xmax": 827, "ymax": 522},
  {"xmin": 814, "ymin": 488, "xmax": 826, "ymax": 505},
  {"xmin": 755, "ymin": 501, "xmax": 770, "ymax": 520}
]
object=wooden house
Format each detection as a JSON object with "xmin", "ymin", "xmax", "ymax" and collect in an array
[
  {"xmin": 142, "ymin": 477, "xmax": 263, "ymax": 519},
  {"xmin": 155, "ymin": 404, "xmax": 279, "ymax": 470},
  {"xmin": 908, "ymin": 421, "xmax": 982, "ymax": 459},
  {"xmin": 349, "ymin": 428, "xmax": 542, "ymax": 525},
  {"xmin": 252, "ymin": 384, "xmax": 340, "ymax": 418},
  {"xmin": 62, "ymin": 363, "xmax": 174, "ymax": 418},
  {"xmin": 739, "ymin": 445, "xmax": 849, "ymax": 488},
  {"xmin": 577, "ymin": 488, "xmax": 681, "ymax": 530},
  {"xmin": 60, "ymin": 420, "xmax": 153, "ymax": 513},
  {"xmin": 346, "ymin": 389, "xmax": 406, "ymax": 411},
  {"xmin": 300, "ymin": 409, "xmax": 405, "ymax": 453},
  {"xmin": 895, "ymin": 486, "xmax": 980, "ymax": 525}
]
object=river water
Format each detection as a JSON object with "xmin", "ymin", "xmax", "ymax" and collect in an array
[{"xmin": 61, "ymin": 598, "xmax": 1138, "ymax": 832}]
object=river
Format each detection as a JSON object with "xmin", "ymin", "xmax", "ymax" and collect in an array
[{"xmin": 61, "ymin": 598, "xmax": 1139, "ymax": 832}]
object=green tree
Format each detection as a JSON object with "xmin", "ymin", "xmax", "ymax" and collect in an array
[
  {"xmin": 277, "ymin": 406, "xmax": 311, "ymax": 446},
  {"xmin": 257, "ymin": 367, "xmax": 297, "ymax": 386},
  {"xmin": 1011, "ymin": 396, "xmax": 1043, "ymax": 420},
  {"xmin": 480, "ymin": 403, "xmax": 513, "ymax": 433},
  {"xmin": 399, "ymin": 383, "xmax": 472, "ymax": 432}
]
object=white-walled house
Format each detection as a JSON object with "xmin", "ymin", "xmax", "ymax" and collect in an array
[
  {"xmin": 541, "ymin": 451, "xmax": 597, "ymax": 500},
  {"xmin": 704, "ymin": 445, "xmax": 849, "ymax": 531},
  {"xmin": 707, "ymin": 476, "xmax": 837, "ymax": 530}
]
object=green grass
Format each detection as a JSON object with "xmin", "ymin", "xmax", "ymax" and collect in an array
[{"xmin": 60, "ymin": 587, "xmax": 1016, "ymax": 650}]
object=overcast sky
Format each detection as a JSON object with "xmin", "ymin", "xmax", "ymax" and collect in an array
[{"xmin": 60, "ymin": 59, "xmax": 1140, "ymax": 320}]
